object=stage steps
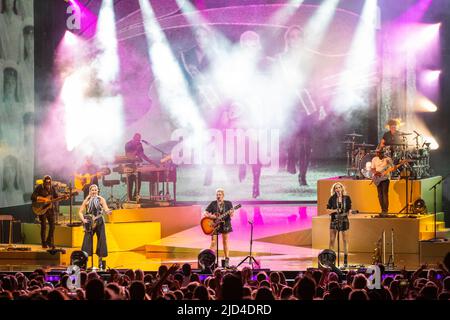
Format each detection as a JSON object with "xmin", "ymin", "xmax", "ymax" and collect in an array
[{"xmin": 144, "ymin": 244, "xmax": 274, "ymax": 257}]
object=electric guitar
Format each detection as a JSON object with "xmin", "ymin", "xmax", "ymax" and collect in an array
[
  {"xmin": 201, "ymin": 204, "xmax": 241, "ymax": 235},
  {"xmin": 331, "ymin": 207, "xmax": 348, "ymax": 229},
  {"xmin": 83, "ymin": 209, "xmax": 112, "ymax": 233},
  {"xmin": 371, "ymin": 159, "xmax": 412, "ymax": 186},
  {"xmin": 32, "ymin": 193, "xmax": 76, "ymax": 216}
]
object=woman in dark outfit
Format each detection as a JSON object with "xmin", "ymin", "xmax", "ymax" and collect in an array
[
  {"xmin": 203, "ymin": 188, "xmax": 234, "ymax": 268},
  {"xmin": 78, "ymin": 184, "xmax": 111, "ymax": 270},
  {"xmin": 326, "ymin": 182, "xmax": 352, "ymax": 267}
]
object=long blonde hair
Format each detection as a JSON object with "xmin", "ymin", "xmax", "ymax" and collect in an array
[{"xmin": 330, "ymin": 182, "xmax": 346, "ymax": 196}]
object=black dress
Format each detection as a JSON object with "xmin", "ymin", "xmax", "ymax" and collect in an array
[
  {"xmin": 326, "ymin": 194, "xmax": 351, "ymax": 231},
  {"xmin": 205, "ymin": 200, "xmax": 233, "ymax": 234},
  {"xmin": 81, "ymin": 197, "xmax": 108, "ymax": 257}
]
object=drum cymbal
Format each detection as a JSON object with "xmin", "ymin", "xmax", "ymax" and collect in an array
[
  {"xmin": 345, "ymin": 133, "xmax": 363, "ymax": 137},
  {"xmin": 355, "ymin": 143, "xmax": 375, "ymax": 148},
  {"xmin": 341, "ymin": 140, "xmax": 355, "ymax": 144}
]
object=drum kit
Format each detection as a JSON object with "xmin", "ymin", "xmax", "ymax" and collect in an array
[{"xmin": 343, "ymin": 131, "xmax": 431, "ymax": 179}]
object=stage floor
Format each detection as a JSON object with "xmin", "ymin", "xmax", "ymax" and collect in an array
[{"xmin": 1, "ymin": 205, "xmax": 448, "ymax": 272}]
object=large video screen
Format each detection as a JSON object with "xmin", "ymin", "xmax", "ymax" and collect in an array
[
  {"xmin": 0, "ymin": 0, "xmax": 34, "ymax": 207},
  {"xmin": 34, "ymin": 2, "xmax": 377, "ymax": 203}
]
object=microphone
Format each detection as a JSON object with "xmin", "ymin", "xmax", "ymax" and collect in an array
[
  {"xmin": 248, "ymin": 220, "xmax": 253, "ymax": 225},
  {"xmin": 141, "ymin": 139, "xmax": 149, "ymax": 145},
  {"xmin": 413, "ymin": 130, "xmax": 421, "ymax": 136}
]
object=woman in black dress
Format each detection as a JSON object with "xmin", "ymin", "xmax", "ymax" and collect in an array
[
  {"xmin": 326, "ymin": 182, "xmax": 351, "ymax": 267},
  {"xmin": 78, "ymin": 184, "xmax": 111, "ymax": 270},
  {"xmin": 203, "ymin": 188, "xmax": 234, "ymax": 268}
]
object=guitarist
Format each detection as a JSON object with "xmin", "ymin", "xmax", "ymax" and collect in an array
[
  {"xmin": 203, "ymin": 188, "xmax": 234, "ymax": 268},
  {"xmin": 371, "ymin": 148, "xmax": 393, "ymax": 216},
  {"xmin": 326, "ymin": 182, "xmax": 352, "ymax": 267},
  {"xmin": 31, "ymin": 175, "xmax": 68, "ymax": 248},
  {"xmin": 75, "ymin": 157, "xmax": 100, "ymax": 198},
  {"xmin": 78, "ymin": 184, "xmax": 112, "ymax": 270}
]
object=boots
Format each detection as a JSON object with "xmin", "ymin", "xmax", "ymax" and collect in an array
[
  {"xmin": 98, "ymin": 257, "xmax": 106, "ymax": 271},
  {"xmin": 222, "ymin": 257, "xmax": 230, "ymax": 268},
  {"xmin": 344, "ymin": 254, "xmax": 348, "ymax": 268}
]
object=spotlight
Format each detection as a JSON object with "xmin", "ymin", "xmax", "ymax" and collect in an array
[
  {"xmin": 318, "ymin": 249, "xmax": 344, "ymax": 281},
  {"xmin": 70, "ymin": 250, "xmax": 88, "ymax": 269},
  {"xmin": 318, "ymin": 249, "xmax": 336, "ymax": 268},
  {"xmin": 198, "ymin": 249, "xmax": 216, "ymax": 273},
  {"xmin": 413, "ymin": 198, "xmax": 427, "ymax": 214}
]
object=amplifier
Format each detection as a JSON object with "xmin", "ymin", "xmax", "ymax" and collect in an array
[{"xmin": 0, "ymin": 220, "xmax": 22, "ymax": 244}]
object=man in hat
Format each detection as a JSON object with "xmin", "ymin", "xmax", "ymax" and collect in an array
[{"xmin": 31, "ymin": 175, "xmax": 68, "ymax": 248}]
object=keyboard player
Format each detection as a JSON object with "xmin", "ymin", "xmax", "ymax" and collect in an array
[{"xmin": 124, "ymin": 133, "xmax": 159, "ymax": 201}]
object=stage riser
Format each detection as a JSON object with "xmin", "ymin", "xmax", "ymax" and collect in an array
[
  {"xmin": 419, "ymin": 241, "xmax": 450, "ymax": 264},
  {"xmin": 106, "ymin": 206, "xmax": 201, "ymax": 238},
  {"xmin": 22, "ymin": 222, "xmax": 161, "ymax": 252},
  {"xmin": 312, "ymin": 214, "xmax": 442, "ymax": 254},
  {"xmin": 317, "ymin": 176, "xmax": 442, "ymax": 216}
]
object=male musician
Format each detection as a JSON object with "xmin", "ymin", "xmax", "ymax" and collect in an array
[
  {"xmin": 203, "ymin": 188, "xmax": 234, "ymax": 268},
  {"xmin": 379, "ymin": 119, "xmax": 404, "ymax": 149},
  {"xmin": 78, "ymin": 184, "xmax": 112, "ymax": 270},
  {"xmin": 124, "ymin": 133, "xmax": 157, "ymax": 201},
  {"xmin": 75, "ymin": 157, "xmax": 100, "ymax": 199},
  {"xmin": 31, "ymin": 175, "xmax": 68, "ymax": 248},
  {"xmin": 371, "ymin": 149, "xmax": 393, "ymax": 216}
]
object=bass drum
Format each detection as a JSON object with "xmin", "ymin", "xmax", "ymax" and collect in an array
[{"xmin": 358, "ymin": 153, "xmax": 375, "ymax": 179}]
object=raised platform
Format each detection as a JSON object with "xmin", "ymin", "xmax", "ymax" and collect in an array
[
  {"xmin": 106, "ymin": 205, "xmax": 201, "ymax": 238},
  {"xmin": 317, "ymin": 176, "xmax": 442, "ymax": 215},
  {"xmin": 312, "ymin": 212, "xmax": 446, "ymax": 254},
  {"xmin": 21, "ymin": 205, "xmax": 202, "ymax": 252},
  {"xmin": 22, "ymin": 222, "xmax": 161, "ymax": 252},
  {"xmin": 419, "ymin": 240, "xmax": 450, "ymax": 264}
]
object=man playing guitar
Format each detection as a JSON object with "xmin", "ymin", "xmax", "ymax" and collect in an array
[
  {"xmin": 203, "ymin": 188, "xmax": 235, "ymax": 268},
  {"xmin": 74, "ymin": 157, "xmax": 102, "ymax": 198},
  {"xmin": 31, "ymin": 175, "xmax": 69, "ymax": 248},
  {"xmin": 371, "ymin": 148, "xmax": 393, "ymax": 216}
]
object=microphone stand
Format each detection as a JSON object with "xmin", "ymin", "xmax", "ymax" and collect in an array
[
  {"xmin": 67, "ymin": 182, "xmax": 76, "ymax": 227},
  {"xmin": 237, "ymin": 221, "xmax": 258, "ymax": 269},
  {"xmin": 428, "ymin": 173, "xmax": 450, "ymax": 241}
]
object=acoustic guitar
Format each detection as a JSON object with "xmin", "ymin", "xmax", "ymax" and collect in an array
[
  {"xmin": 200, "ymin": 204, "xmax": 241, "ymax": 235},
  {"xmin": 74, "ymin": 171, "xmax": 106, "ymax": 191},
  {"xmin": 32, "ymin": 193, "xmax": 76, "ymax": 216}
]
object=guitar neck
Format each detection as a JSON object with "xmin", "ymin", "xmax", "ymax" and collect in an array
[{"xmin": 216, "ymin": 205, "xmax": 241, "ymax": 220}]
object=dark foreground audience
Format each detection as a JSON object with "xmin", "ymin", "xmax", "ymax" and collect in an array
[{"xmin": 0, "ymin": 253, "xmax": 449, "ymax": 300}]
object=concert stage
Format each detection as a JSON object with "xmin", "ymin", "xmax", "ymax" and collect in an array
[{"xmin": 1, "ymin": 204, "xmax": 448, "ymax": 273}]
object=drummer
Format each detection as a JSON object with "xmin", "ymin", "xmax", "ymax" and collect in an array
[{"xmin": 378, "ymin": 119, "xmax": 404, "ymax": 149}]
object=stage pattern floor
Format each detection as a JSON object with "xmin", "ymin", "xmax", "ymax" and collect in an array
[{"xmin": 1, "ymin": 205, "xmax": 440, "ymax": 272}]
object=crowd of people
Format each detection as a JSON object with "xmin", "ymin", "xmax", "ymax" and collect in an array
[{"xmin": 1, "ymin": 255, "xmax": 450, "ymax": 300}]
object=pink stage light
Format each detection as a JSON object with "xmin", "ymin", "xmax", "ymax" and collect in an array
[
  {"xmin": 398, "ymin": 0, "xmax": 433, "ymax": 23},
  {"xmin": 66, "ymin": 0, "xmax": 98, "ymax": 38},
  {"xmin": 404, "ymin": 22, "xmax": 441, "ymax": 52},
  {"xmin": 62, "ymin": 30, "xmax": 79, "ymax": 46},
  {"xmin": 422, "ymin": 70, "xmax": 441, "ymax": 84}
]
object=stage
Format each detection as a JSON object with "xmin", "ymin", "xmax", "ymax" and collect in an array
[{"xmin": 1, "ymin": 203, "xmax": 448, "ymax": 273}]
